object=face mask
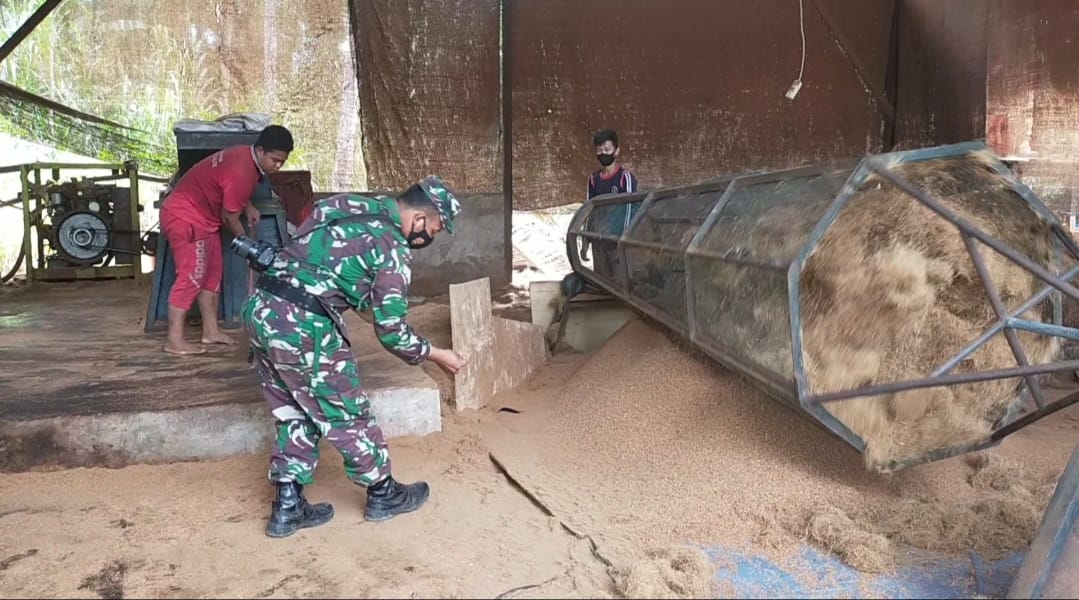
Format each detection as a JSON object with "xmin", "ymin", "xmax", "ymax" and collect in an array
[
  {"xmin": 407, "ymin": 217, "xmax": 434, "ymax": 248},
  {"xmin": 597, "ymin": 153, "xmax": 616, "ymax": 167}
]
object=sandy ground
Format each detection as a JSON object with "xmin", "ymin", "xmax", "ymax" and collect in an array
[{"xmin": 0, "ymin": 409, "xmax": 616, "ymax": 600}]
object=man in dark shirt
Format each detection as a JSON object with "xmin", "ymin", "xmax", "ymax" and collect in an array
[{"xmin": 580, "ymin": 129, "xmax": 640, "ymax": 278}]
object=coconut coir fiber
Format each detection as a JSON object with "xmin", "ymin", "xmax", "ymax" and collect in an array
[
  {"xmin": 485, "ymin": 316, "xmax": 1075, "ymax": 585},
  {"xmin": 800, "ymin": 153, "xmax": 1062, "ymax": 470},
  {"xmin": 802, "ymin": 453, "xmax": 1059, "ymax": 573}
]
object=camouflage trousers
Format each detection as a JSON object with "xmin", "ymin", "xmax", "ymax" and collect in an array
[{"xmin": 242, "ymin": 290, "xmax": 391, "ymax": 487}]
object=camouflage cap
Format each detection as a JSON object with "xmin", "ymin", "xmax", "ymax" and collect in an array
[{"xmin": 418, "ymin": 175, "xmax": 462, "ymax": 235}]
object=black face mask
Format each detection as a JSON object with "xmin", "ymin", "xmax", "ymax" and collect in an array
[
  {"xmin": 407, "ymin": 218, "xmax": 434, "ymax": 248},
  {"xmin": 597, "ymin": 153, "xmax": 616, "ymax": 167}
]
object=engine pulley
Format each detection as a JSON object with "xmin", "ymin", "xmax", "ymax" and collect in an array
[{"xmin": 55, "ymin": 210, "xmax": 111, "ymax": 265}]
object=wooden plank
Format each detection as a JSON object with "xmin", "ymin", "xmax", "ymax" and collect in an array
[{"xmin": 450, "ymin": 277, "xmax": 547, "ymax": 411}]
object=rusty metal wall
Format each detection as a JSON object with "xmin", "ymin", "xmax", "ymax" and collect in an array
[
  {"xmin": 986, "ymin": 0, "xmax": 1079, "ymax": 222},
  {"xmin": 987, "ymin": 0, "xmax": 1079, "ymax": 163},
  {"xmin": 893, "ymin": 0, "xmax": 987, "ymax": 149},
  {"xmin": 350, "ymin": 0, "xmax": 502, "ymax": 194},
  {"xmin": 507, "ymin": 0, "xmax": 895, "ymax": 210}
]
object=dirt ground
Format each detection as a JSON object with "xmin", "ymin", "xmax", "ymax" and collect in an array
[{"xmin": 0, "ymin": 409, "xmax": 618, "ymax": 600}]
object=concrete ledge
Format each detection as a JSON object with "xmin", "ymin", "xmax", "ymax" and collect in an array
[
  {"xmin": 0, "ymin": 285, "xmax": 443, "ymax": 473},
  {"xmin": 0, "ymin": 385, "xmax": 440, "ymax": 473}
]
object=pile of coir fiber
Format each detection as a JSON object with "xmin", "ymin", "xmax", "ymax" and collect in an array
[
  {"xmin": 799, "ymin": 453, "xmax": 1059, "ymax": 572},
  {"xmin": 800, "ymin": 152, "xmax": 1063, "ymax": 470},
  {"xmin": 614, "ymin": 546, "xmax": 716, "ymax": 599}
]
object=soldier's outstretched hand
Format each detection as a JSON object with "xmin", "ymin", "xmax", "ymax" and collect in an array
[{"xmin": 429, "ymin": 347, "xmax": 465, "ymax": 375}]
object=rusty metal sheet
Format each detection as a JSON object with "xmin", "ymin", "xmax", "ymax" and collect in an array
[
  {"xmin": 893, "ymin": 0, "xmax": 988, "ymax": 149},
  {"xmin": 987, "ymin": 0, "xmax": 1079, "ymax": 162},
  {"xmin": 986, "ymin": 0, "xmax": 1079, "ymax": 220},
  {"xmin": 350, "ymin": 0, "xmax": 502, "ymax": 194},
  {"xmin": 508, "ymin": 0, "xmax": 893, "ymax": 210}
]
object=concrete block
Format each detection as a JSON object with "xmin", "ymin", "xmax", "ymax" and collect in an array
[
  {"xmin": 491, "ymin": 317, "xmax": 548, "ymax": 392},
  {"xmin": 530, "ymin": 280, "xmax": 563, "ymax": 329},
  {"xmin": 451, "ymin": 277, "xmax": 548, "ymax": 411},
  {"xmin": 528, "ymin": 280, "xmax": 633, "ymax": 353},
  {"xmin": 410, "ymin": 193, "xmax": 510, "ymax": 295},
  {"xmin": 372, "ymin": 388, "xmax": 441, "ymax": 438}
]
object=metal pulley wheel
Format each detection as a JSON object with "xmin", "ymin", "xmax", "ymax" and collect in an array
[{"xmin": 54, "ymin": 210, "xmax": 111, "ymax": 265}]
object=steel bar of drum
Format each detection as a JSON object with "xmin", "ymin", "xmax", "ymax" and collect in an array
[
  {"xmin": 867, "ymin": 161, "xmax": 1079, "ymax": 304},
  {"xmin": 808, "ymin": 360, "xmax": 1079, "ymax": 405},
  {"xmin": 1009, "ymin": 319, "xmax": 1079, "ymax": 342},
  {"xmin": 962, "ymin": 234, "xmax": 1047, "ymax": 410},
  {"xmin": 790, "ymin": 170, "xmax": 868, "ymax": 403},
  {"xmin": 991, "ymin": 390, "xmax": 1079, "ymax": 442},
  {"xmin": 684, "ymin": 248, "xmax": 789, "ymax": 271},
  {"xmin": 619, "ymin": 237, "xmax": 693, "ymax": 255},
  {"xmin": 618, "ymin": 192, "xmax": 659, "ymax": 294},
  {"xmin": 685, "ymin": 180, "xmax": 739, "ymax": 339},
  {"xmin": 934, "ymin": 263, "xmax": 1079, "ymax": 375}
]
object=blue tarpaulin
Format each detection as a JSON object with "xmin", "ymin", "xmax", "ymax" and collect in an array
[{"xmin": 700, "ymin": 543, "xmax": 1024, "ymax": 599}]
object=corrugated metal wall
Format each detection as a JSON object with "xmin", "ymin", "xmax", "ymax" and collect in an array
[
  {"xmin": 893, "ymin": 0, "xmax": 987, "ymax": 149},
  {"xmin": 987, "ymin": 0, "xmax": 1079, "ymax": 221}
]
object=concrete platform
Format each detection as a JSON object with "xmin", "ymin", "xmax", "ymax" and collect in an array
[{"xmin": 0, "ymin": 280, "xmax": 440, "ymax": 472}]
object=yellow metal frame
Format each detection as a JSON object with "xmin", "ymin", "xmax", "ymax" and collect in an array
[{"xmin": 0, "ymin": 161, "xmax": 143, "ymax": 285}]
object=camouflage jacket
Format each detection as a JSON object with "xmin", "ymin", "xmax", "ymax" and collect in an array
[{"xmin": 263, "ymin": 193, "xmax": 431, "ymax": 365}]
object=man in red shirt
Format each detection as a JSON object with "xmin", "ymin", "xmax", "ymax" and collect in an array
[{"xmin": 159, "ymin": 125, "xmax": 294, "ymax": 355}]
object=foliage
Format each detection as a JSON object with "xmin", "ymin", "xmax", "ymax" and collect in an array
[{"xmin": 0, "ymin": 0, "xmax": 364, "ymax": 187}]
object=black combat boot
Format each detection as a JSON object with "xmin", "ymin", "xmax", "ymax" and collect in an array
[
  {"xmin": 265, "ymin": 481, "xmax": 335, "ymax": 538},
  {"xmin": 363, "ymin": 476, "xmax": 430, "ymax": 522}
]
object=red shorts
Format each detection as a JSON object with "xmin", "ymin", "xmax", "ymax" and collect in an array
[{"xmin": 162, "ymin": 212, "xmax": 223, "ymax": 310}]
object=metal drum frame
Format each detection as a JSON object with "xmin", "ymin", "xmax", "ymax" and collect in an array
[{"xmin": 566, "ymin": 141, "xmax": 1079, "ymax": 470}]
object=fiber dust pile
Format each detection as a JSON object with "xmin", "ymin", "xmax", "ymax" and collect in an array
[
  {"xmin": 800, "ymin": 153, "xmax": 1063, "ymax": 470},
  {"xmin": 801, "ymin": 453, "xmax": 1060, "ymax": 573},
  {"xmin": 614, "ymin": 546, "xmax": 715, "ymax": 599},
  {"xmin": 485, "ymin": 315, "xmax": 1076, "ymax": 587}
]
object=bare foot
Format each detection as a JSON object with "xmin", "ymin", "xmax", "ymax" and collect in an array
[
  {"xmin": 201, "ymin": 332, "xmax": 237, "ymax": 345},
  {"xmin": 164, "ymin": 342, "xmax": 207, "ymax": 355}
]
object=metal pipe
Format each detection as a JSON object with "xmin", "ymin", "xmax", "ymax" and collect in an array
[
  {"xmin": 962, "ymin": 234, "xmax": 1047, "ymax": 410},
  {"xmin": 807, "ymin": 360, "xmax": 1079, "ymax": 405},
  {"xmin": 1009, "ymin": 318, "xmax": 1079, "ymax": 342},
  {"xmin": 991, "ymin": 390, "xmax": 1079, "ymax": 442},
  {"xmin": 933, "ymin": 263, "xmax": 1079, "ymax": 375}
]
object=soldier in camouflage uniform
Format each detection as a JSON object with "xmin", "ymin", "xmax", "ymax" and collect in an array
[{"xmin": 241, "ymin": 175, "xmax": 465, "ymax": 538}]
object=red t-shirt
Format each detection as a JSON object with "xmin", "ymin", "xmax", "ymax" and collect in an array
[{"xmin": 162, "ymin": 145, "xmax": 263, "ymax": 235}]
